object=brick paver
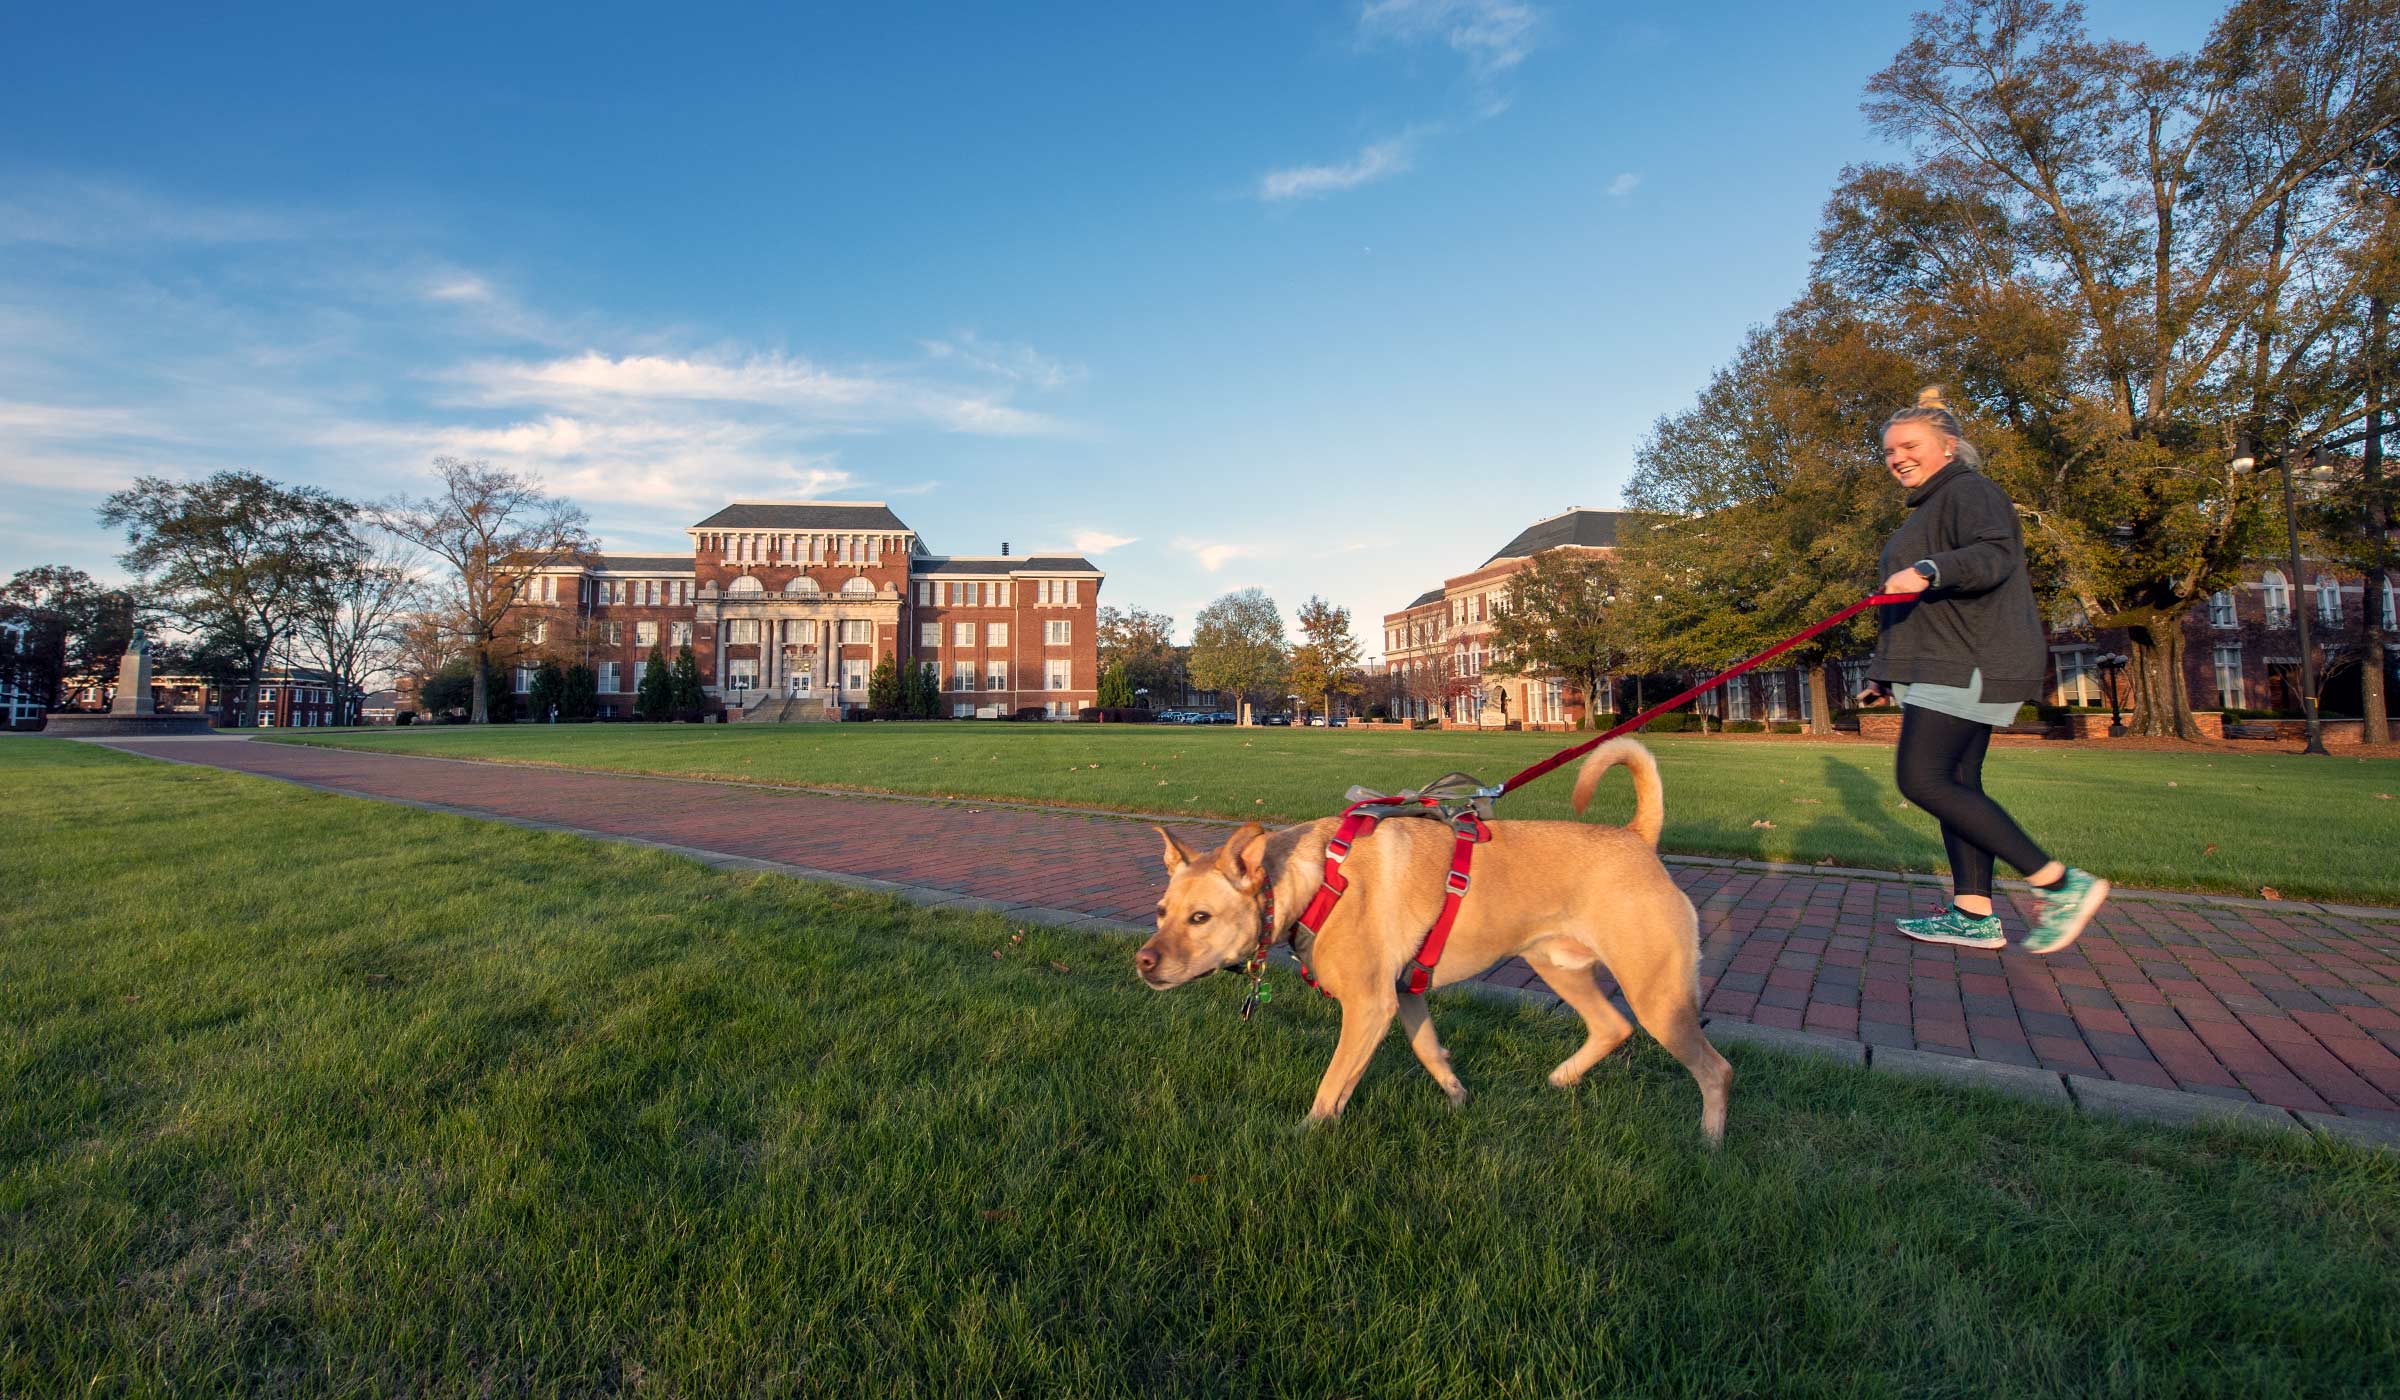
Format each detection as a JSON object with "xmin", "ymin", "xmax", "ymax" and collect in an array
[{"xmin": 107, "ymin": 737, "xmax": 2400, "ymax": 1122}]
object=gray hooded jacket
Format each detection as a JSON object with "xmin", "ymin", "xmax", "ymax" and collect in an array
[{"xmin": 1868, "ymin": 463, "xmax": 2047, "ymax": 703}]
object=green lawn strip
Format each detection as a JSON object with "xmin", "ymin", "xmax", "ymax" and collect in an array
[
  {"xmin": 271, "ymin": 725, "xmax": 2400, "ymax": 905},
  {"xmin": 3, "ymin": 741, "xmax": 2395, "ymax": 1396}
]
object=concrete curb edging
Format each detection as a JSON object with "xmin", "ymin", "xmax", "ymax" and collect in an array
[{"xmin": 97, "ymin": 741, "xmax": 2400, "ymax": 1154}]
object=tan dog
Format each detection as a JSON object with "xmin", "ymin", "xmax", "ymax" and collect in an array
[{"xmin": 1136, "ymin": 738, "xmax": 1731, "ymax": 1146}]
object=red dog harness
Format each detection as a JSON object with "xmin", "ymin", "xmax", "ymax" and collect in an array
[{"xmin": 1294, "ymin": 795, "xmax": 1491, "ymax": 996}]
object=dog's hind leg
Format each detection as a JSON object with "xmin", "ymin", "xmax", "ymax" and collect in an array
[
  {"xmin": 1524, "ymin": 949, "xmax": 1637, "ymax": 1088},
  {"xmin": 1307, "ymin": 991, "xmax": 1398, "ymax": 1123},
  {"xmin": 1623, "ymin": 978, "xmax": 1733, "ymax": 1149},
  {"xmin": 1395, "ymin": 993, "xmax": 1468, "ymax": 1108}
]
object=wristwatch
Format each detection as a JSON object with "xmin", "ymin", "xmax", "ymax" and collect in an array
[{"xmin": 1911, "ymin": 559, "xmax": 1939, "ymax": 585}]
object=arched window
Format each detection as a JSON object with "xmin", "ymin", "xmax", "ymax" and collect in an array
[
  {"xmin": 728, "ymin": 575, "xmax": 764, "ymax": 598},
  {"xmin": 841, "ymin": 576, "xmax": 874, "ymax": 597},
  {"xmin": 784, "ymin": 576, "xmax": 821, "ymax": 596},
  {"xmin": 2261, "ymin": 570, "xmax": 2290, "ymax": 627}
]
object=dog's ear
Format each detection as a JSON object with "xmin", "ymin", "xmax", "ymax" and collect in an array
[
  {"xmin": 1215, "ymin": 821, "xmax": 1268, "ymax": 892},
  {"xmin": 1154, "ymin": 825, "xmax": 1196, "ymax": 874}
]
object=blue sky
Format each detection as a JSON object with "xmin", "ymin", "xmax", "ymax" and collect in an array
[{"xmin": 1, "ymin": 1, "xmax": 2211, "ymax": 649}]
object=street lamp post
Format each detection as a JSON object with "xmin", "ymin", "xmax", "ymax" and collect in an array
[
  {"xmin": 2237, "ymin": 450, "xmax": 2331, "ymax": 756},
  {"xmin": 2093, "ymin": 651, "xmax": 2131, "ymax": 737},
  {"xmin": 1134, "ymin": 686, "xmax": 1148, "ymax": 713},
  {"xmin": 1287, "ymin": 693, "xmax": 1301, "ymax": 726}
]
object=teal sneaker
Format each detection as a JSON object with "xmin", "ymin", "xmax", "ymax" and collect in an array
[
  {"xmin": 2023, "ymin": 869, "xmax": 2111, "ymax": 955},
  {"xmin": 1896, "ymin": 907, "xmax": 2006, "ymax": 949}
]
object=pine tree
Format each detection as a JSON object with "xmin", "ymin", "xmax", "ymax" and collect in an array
[
  {"xmin": 635, "ymin": 646, "xmax": 672, "ymax": 720},
  {"xmin": 529, "ymin": 660, "xmax": 567, "ymax": 720},
  {"xmin": 867, "ymin": 656, "xmax": 903, "ymax": 712},
  {"xmin": 670, "ymin": 645, "xmax": 705, "ymax": 716},
  {"xmin": 561, "ymin": 663, "xmax": 598, "ymax": 721}
]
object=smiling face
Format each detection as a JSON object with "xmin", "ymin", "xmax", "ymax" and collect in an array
[
  {"xmin": 1135, "ymin": 823, "xmax": 1269, "ymax": 989},
  {"xmin": 1882, "ymin": 419, "xmax": 1954, "ymax": 491}
]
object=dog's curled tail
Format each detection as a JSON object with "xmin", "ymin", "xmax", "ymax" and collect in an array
[{"xmin": 1570, "ymin": 737, "xmax": 1665, "ymax": 847}]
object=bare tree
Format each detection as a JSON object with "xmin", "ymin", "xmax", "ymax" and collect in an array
[
  {"xmin": 293, "ymin": 533, "xmax": 423, "ymax": 723},
  {"xmin": 373, "ymin": 458, "xmax": 594, "ymax": 723}
]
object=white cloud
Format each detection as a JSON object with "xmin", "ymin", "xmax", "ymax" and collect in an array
[
  {"xmin": 1359, "ymin": 0, "xmax": 1542, "ymax": 79},
  {"xmin": 1607, "ymin": 172, "xmax": 1642, "ymax": 198},
  {"xmin": 1071, "ymin": 529, "xmax": 1136, "ymax": 555},
  {"xmin": 0, "ymin": 178, "xmax": 312, "ymax": 248},
  {"xmin": 920, "ymin": 331, "xmax": 1083, "ymax": 390},
  {"xmin": 449, "ymin": 350, "xmax": 1067, "ymax": 437},
  {"xmin": 1260, "ymin": 134, "xmax": 1418, "ymax": 202},
  {"xmin": 1175, "ymin": 538, "xmax": 1256, "ymax": 573},
  {"xmin": 425, "ymin": 273, "xmax": 495, "ymax": 303}
]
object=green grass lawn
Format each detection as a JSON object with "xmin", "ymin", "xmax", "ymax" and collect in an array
[
  {"xmin": 272, "ymin": 723, "xmax": 2400, "ymax": 905},
  {"xmin": 5, "ymin": 740, "xmax": 2397, "ymax": 1397}
]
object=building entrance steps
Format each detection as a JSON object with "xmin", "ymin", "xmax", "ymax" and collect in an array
[{"xmin": 96, "ymin": 737, "xmax": 2400, "ymax": 1131}]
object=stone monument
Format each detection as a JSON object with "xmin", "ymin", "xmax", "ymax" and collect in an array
[
  {"xmin": 40, "ymin": 626, "xmax": 219, "ymax": 737},
  {"xmin": 108, "ymin": 627, "xmax": 157, "ymax": 715}
]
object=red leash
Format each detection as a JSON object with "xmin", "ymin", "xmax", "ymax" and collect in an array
[
  {"xmin": 1495, "ymin": 592, "xmax": 1912, "ymax": 797},
  {"xmin": 1259, "ymin": 592, "xmax": 1908, "ymax": 1007}
]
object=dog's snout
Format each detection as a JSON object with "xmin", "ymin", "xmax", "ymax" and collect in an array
[{"xmin": 1134, "ymin": 946, "xmax": 1160, "ymax": 975}]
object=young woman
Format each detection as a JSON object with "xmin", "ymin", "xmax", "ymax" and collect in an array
[{"xmin": 1859, "ymin": 388, "xmax": 2111, "ymax": 954}]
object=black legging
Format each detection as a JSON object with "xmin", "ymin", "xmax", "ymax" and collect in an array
[{"xmin": 1895, "ymin": 705, "xmax": 2050, "ymax": 898}]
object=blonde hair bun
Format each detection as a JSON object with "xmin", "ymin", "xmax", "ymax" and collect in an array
[{"xmin": 1915, "ymin": 384, "xmax": 1949, "ymax": 410}]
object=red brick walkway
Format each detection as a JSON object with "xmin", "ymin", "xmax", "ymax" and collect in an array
[{"xmin": 108, "ymin": 738, "xmax": 2400, "ymax": 1122}]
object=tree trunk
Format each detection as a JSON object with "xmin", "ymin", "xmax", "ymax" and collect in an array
[
  {"xmin": 471, "ymin": 648, "xmax": 491, "ymax": 724},
  {"xmin": 243, "ymin": 649, "xmax": 267, "ymax": 728},
  {"xmin": 2125, "ymin": 619, "xmax": 2201, "ymax": 740},
  {"xmin": 2366, "ymin": 291, "xmax": 2391, "ymax": 746},
  {"xmin": 1806, "ymin": 665, "xmax": 1834, "ymax": 736}
]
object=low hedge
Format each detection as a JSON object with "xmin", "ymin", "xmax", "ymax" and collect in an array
[
  {"xmin": 1722, "ymin": 719, "xmax": 1765, "ymax": 733},
  {"xmin": 1642, "ymin": 713, "xmax": 1691, "ymax": 733},
  {"xmin": 1770, "ymin": 721, "xmax": 1803, "ymax": 734}
]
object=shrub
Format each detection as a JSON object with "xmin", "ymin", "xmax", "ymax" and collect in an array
[
  {"xmin": 1078, "ymin": 707, "xmax": 1157, "ymax": 723},
  {"xmin": 1722, "ymin": 719, "xmax": 1765, "ymax": 733},
  {"xmin": 1010, "ymin": 706, "xmax": 1048, "ymax": 722},
  {"xmin": 636, "ymin": 648, "xmax": 673, "ymax": 721},
  {"xmin": 670, "ymin": 646, "xmax": 706, "ymax": 715},
  {"xmin": 2016, "ymin": 703, "xmax": 2049, "ymax": 726},
  {"xmin": 1770, "ymin": 721, "xmax": 1803, "ymax": 734},
  {"xmin": 1411, "ymin": 717, "xmax": 1441, "ymax": 730},
  {"xmin": 1643, "ymin": 712, "xmax": 1690, "ymax": 733},
  {"xmin": 394, "ymin": 711, "xmax": 415, "ymax": 727}
]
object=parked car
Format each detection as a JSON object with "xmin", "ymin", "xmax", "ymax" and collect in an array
[
  {"xmin": 1206, "ymin": 711, "xmax": 1236, "ymax": 724},
  {"xmin": 1262, "ymin": 713, "xmax": 1292, "ymax": 726},
  {"xmin": 1306, "ymin": 715, "xmax": 1327, "ymax": 727}
]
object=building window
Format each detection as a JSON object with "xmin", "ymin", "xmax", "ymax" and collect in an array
[
  {"xmin": 1795, "ymin": 673, "xmax": 1810, "ymax": 722},
  {"xmin": 1841, "ymin": 659, "xmax": 1870, "ymax": 700},
  {"xmin": 986, "ymin": 662, "xmax": 1007, "ymax": 691},
  {"xmin": 952, "ymin": 661, "xmax": 974, "ymax": 692},
  {"xmin": 986, "ymin": 622, "xmax": 1006, "ymax": 647},
  {"xmin": 921, "ymin": 622, "xmax": 941, "ymax": 648},
  {"xmin": 728, "ymin": 660, "xmax": 756, "ymax": 692},
  {"xmin": 842, "ymin": 577, "xmax": 873, "ymax": 597},
  {"xmin": 1047, "ymin": 660, "xmax": 1071, "ymax": 691},
  {"xmin": 954, "ymin": 702, "xmax": 973, "ymax": 719},
  {"xmin": 840, "ymin": 620, "xmax": 872, "ymax": 645},
  {"xmin": 598, "ymin": 662, "xmax": 618, "ymax": 694},
  {"xmin": 727, "ymin": 620, "xmax": 758, "ymax": 645},
  {"xmin": 785, "ymin": 576, "xmax": 821, "ymax": 596},
  {"xmin": 1763, "ymin": 673, "xmax": 1789, "ymax": 720},
  {"xmin": 997, "ymin": 582, "xmax": 1009, "ymax": 606},
  {"xmin": 1726, "ymin": 680, "xmax": 1750, "ymax": 721},
  {"xmin": 514, "ymin": 667, "xmax": 533, "ymax": 693},
  {"xmin": 1045, "ymin": 620, "xmax": 1071, "ymax": 646},
  {"xmin": 2317, "ymin": 578, "xmax": 2342, "ymax": 626},
  {"xmin": 729, "ymin": 575, "xmax": 764, "ymax": 597},
  {"xmin": 2262, "ymin": 570, "xmax": 2290, "ymax": 628},
  {"xmin": 843, "ymin": 659, "xmax": 868, "ymax": 692},
  {"xmin": 2055, "ymin": 648, "xmax": 2097, "ymax": 705},
  {"xmin": 916, "ymin": 581, "xmax": 932, "ymax": 605},
  {"xmin": 2209, "ymin": 589, "xmax": 2237, "ymax": 628},
  {"xmin": 636, "ymin": 621, "xmax": 657, "ymax": 648},
  {"xmin": 955, "ymin": 622, "xmax": 975, "ymax": 647},
  {"xmin": 670, "ymin": 622, "xmax": 691, "ymax": 648},
  {"xmin": 2214, "ymin": 645, "xmax": 2244, "ymax": 709}
]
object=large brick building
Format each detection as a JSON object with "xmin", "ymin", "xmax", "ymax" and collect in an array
[
  {"xmin": 1382, "ymin": 509, "xmax": 1624, "ymax": 726},
  {"xmin": 513, "ymin": 502, "xmax": 1103, "ymax": 720},
  {"xmin": 1384, "ymin": 507, "xmax": 2398, "ymax": 728}
]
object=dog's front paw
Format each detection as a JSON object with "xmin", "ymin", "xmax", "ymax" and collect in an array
[{"xmin": 1443, "ymin": 1082, "xmax": 1469, "ymax": 1109}]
